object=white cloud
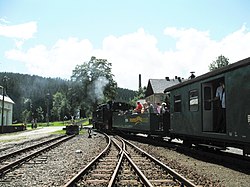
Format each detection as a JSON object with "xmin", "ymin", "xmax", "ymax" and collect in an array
[
  {"xmin": 4, "ymin": 26, "xmax": 250, "ymax": 90},
  {"xmin": 162, "ymin": 26, "xmax": 250, "ymax": 80},
  {"xmin": 0, "ymin": 17, "xmax": 10, "ymax": 24},
  {"xmin": 5, "ymin": 37, "xmax": 93, "ymax": 78},
  {"xmin": 100, "ymin": 28, "xmax": 163, "ymax": 89},
  {"xmin": 0, "ymin": 21, "xmax": 37, "ymax": 40}
]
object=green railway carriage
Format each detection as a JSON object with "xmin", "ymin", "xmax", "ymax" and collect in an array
[{"xmin": 164, "ymin": 57, "xmax": 250, "ymax": 155}]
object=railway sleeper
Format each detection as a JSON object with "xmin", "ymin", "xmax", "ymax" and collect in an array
[
  {"xmin": 150, "ymin": 179, "xmax": 181, "ymax": 186},
  {"xmin": 82, "ymin": 179, "xmax": 109, "ymax": 186},
  {"xmin": 117, "ymin": 179, "xmax": 144, "ymax": 186},
  {"xmin": 93, "ymin": 169, "xmax": 113, "ymax": 173}
]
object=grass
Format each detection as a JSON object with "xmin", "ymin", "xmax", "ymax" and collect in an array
[
  {"xmin": 50, "ymin": 129, "xmax": 86, "ymax": 135},
  {"xmin": 0, "ymin": 119, "xmax": 89, "ymax": 144},
  {"xmin": 50, "ymin": 129, "xmax": 66, "ymax": 135},
  {"xmin": 0, "ymin": 137, "xmax": 25, "ymax": 143},
  {"xmin": 2, "ymin": 118, "xmax": 90, "ymax": 137},
  {"xmin": 14, "ymin": 118, "xmax": 90, "ymax": 129}
]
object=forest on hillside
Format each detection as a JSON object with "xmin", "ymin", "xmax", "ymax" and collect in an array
[{"xmin": 0, "ymin": 72, "xmax": 136, "ymax": 123}]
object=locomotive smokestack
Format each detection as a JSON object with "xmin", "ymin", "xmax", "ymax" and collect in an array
[{"xmin": 139, "ymin": 74, "xmax": 142, "ymax": 89}]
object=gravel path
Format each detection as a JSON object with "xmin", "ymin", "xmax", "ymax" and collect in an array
[
  {"xmin": 0, "ymin": 127, "xmax": 64, "ymax": 141},
  {"xmin": 0, "ymin": 127, "xmax": 65, "ymax": 152}
]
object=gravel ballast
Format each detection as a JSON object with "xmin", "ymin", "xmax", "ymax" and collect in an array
[
  {"xmin": 0, "ymin": 133, "xmax": 107, "ymax": 187},
  {"xmin": 131, "ymin": 141, "xmax": 250, "ymax": 187},
  {"xmin": 0, "ymin": 130, "xmax": 249, "ymax": 186}
]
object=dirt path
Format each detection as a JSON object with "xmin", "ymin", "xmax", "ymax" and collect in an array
[{"xmin": 0, "ymin": 126, "xmax": 64, "ymax": 143}]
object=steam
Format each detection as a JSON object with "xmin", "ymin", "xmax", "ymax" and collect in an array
[{"xmin": 89, "ymin": 76, "xmax": 109, "ymax": 102}]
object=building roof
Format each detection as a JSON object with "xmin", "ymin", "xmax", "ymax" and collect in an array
[
  {"xmin": 145, "ymin": 78, "xmax": 181, "ymax": 97},
  {"xmin": 0, "ymin": 95, "xmax": 15, "ymax": 104}
]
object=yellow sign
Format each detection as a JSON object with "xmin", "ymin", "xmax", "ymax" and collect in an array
[{"xmin": 129, "ymin": 116, "xmax": 148, "ymax": 125}]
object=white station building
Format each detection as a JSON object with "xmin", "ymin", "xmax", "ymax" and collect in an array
[{"xmin": 0, "ymin": 95, "xmax": 15, "ymax": 126}]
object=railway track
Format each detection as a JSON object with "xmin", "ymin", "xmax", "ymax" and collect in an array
[
  {"xmin": 121, "ymin": 133, "xmax": 250, "ymax": 173},
  {"xmin": 64, "ymin": 133, "xmax": 196, "ymax": 186},
  {"xmin": 119, "ymin": 137, "xmax": 196, "ymax": 187},
  {"xmin": 64, "ymin": 133, "xmax": 119, "ymax": 186},
  {"xmin": 0, "ymin": 135, "xmax": 74, "ymax": 176}
]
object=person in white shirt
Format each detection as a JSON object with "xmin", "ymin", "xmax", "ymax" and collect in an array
[{"xmin": 214, "ymin": 82, "xmax": 226, "ymax": 132}]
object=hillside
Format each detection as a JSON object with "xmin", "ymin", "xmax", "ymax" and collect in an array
[{"xmin": 0, "ymin": 72, "xmax": 136, "ymax": 123}]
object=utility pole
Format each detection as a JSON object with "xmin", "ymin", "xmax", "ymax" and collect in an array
[{"xmin": 1, "ymin": 76, "xmax": 8, "ymax": 133}]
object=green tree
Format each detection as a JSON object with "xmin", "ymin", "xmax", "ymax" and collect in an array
[
  {"xmin": 130, "ymin": 86, "xmax": 146, "ymax": 106},
  {"xmin": 209, "ymin": 55, "xmax": 230, "ymax": 71},
  {"xmin": 71, "ymin": 56, "xmax": 117, "ymax": 113},
  {"xmin": 21, "ymin": 97, "xmax": 33, "ymax": 123},
  {"xmin": 21, "ymin": 109, "xmax": 31, "ymax": 125},
  {"xmin": 51, "ymin": 92, "xmax": 70, "ymax": 121},
  {"xmin": 36, "ymin": 106, "xmax": 44, "ymax": 122}
]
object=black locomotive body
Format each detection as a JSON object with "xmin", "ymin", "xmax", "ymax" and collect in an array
[
  {"xmin": 92, "ymin": 57, "xmax": 250, "ymax": 155},
  {"xmin": 92, "ymin": 101, "xmax": 132, "ymax": 131}
]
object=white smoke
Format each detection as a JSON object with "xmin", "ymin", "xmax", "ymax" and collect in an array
[{"xmin": 89, "ymin": 76, "xmax": 109, "ymax": 102}]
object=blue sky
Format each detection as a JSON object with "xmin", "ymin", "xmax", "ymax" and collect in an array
[{"xmin": 1, "ymin": 0, "xmax": 250, "ymax": 90}]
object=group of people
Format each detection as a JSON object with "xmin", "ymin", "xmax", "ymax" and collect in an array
[{"xmin": 134, "ymin": 101, "xmax": 169, "ymax": 114}]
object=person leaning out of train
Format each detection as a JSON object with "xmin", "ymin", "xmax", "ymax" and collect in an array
[
  {"xmin": 141, "ymin": 102, "xmax": 148, "ymax": 114},
  {"xmin": 208, "ymin": 82, "xmax": 226, "ymax": 132},
  {"xmin": 160, "ymin": 102, "xmax": 169, "ymax": 114},
  {"xmin": 156, "ymin": 103, "xmax": 162, "ymax": 114},
  {"xmin": 134, "ymin": 101, "xmax": 143, "ymax": 113},
  {"xmin": 208, "ymin": 82, "xmax": 225, "ymax": 105}
]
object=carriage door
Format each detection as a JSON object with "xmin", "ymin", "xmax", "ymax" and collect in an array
[{"xmin": 202, "ymin": 83, "xmax": 213, "ymax": 131}]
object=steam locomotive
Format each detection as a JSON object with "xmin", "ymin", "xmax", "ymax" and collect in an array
[{"xmin": 92, "ymin": 57, "xmax": 250, "ymax": 156}]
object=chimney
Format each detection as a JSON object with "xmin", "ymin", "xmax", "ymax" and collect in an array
[
  {"xmin": 139, "ymin": 74, "xmax": 142, "ymax": 89},
  {"xmin": 178, "ymin": 77, "xmax": 182, "ymax": 82},
  {"xmin": 189, "ymin": 72, "xmax": 196, "ymax": 79},
  {"xmin": 165, "ymin": 77, "xmax": 170, "ymax": 81}
]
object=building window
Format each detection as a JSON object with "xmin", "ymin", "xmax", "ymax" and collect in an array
[
  {"xmin": 189, "ymin": 90, "xmax": 198, "ymax": 111},
  {"xmin": 174, "ymin": 95, "xmax": 181, "ymax": 112}
]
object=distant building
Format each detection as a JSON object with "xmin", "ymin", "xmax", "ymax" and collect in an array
[
  {"xmin": 145, "ymin": 77, "xmax": 182, "ymax": 104},
  {"xmin": 0, "ymin": 95, "xmax": 15, "ymax": 126}
]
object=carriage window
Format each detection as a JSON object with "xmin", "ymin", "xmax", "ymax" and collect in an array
[
  {"xmin": 189, "ymin": 90, "xmax": 198, "ymax": 111},
  {"xmin": 174, "ymin": 95, "xmax": 181, "ymax": 112}
]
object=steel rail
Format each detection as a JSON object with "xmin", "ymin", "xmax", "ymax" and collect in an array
[
  {"xmin": 0, "ymin": 135, "xmax": 66, "ymax": 161},
  {"xmin": 63, "ymin": 132, "xmax": 111, "ymax": 187},
  {"xmin": 108, "ymin": 137, "xmax": 124, "ymax": 187},
  {"xmin": 124, "ymin": 151, "xmax": 153, "ymax": 187},
  {"xmin": 0, "ymin": 135, "xmax": 74, "ymax": 175},
  {"xmin": 109, "ymin": 137, "xmax": 153, "ymax": 187},
  {"xmin": 123, "ymin": 138, "xmax": 197, "ymax": 187}
]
